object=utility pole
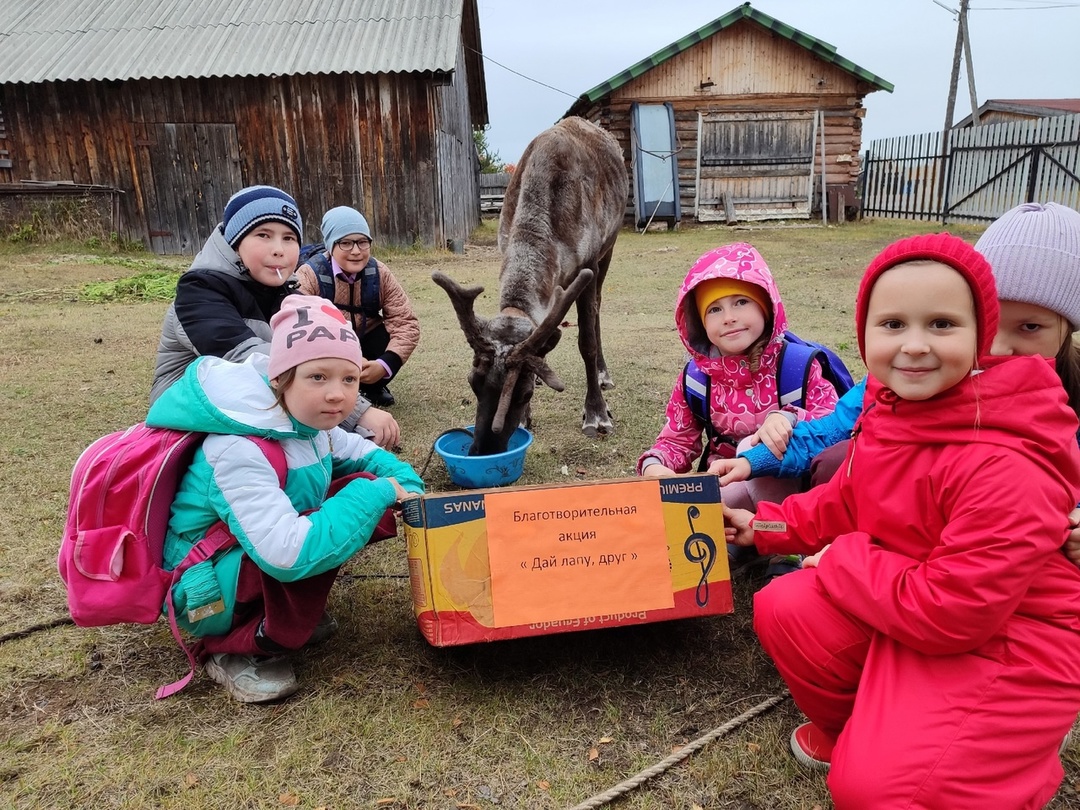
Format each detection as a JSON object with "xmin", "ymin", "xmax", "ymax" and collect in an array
[
  {"xmin": 960, "ymin": 1, "xmax": 980, "ymax": 125},
  {"xmin": 942, "ymin": 0, "xmax": 971, "ymax": 132}
]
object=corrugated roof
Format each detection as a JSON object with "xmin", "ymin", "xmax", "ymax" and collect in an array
[
  {"xmin": 565, "ymin": 2, "xmax": 892, "ymax": 117},
  {"xmin": 0, "ymin": 0, "xmax": 465, "ymax": 84}
]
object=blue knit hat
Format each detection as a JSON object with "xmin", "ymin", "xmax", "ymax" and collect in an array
[
  {"xmin": 320, "ymin": 206, "xmax": 372, "ymax": 248},
  {"xmin": 222, "ymin": 185, "xmax": 303, "ymax": 248}
]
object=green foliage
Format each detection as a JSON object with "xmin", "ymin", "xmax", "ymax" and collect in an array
[
  {"xmin": 474, "ymin": 125, "xmax": 506, "ymax": 174},
  {"xmin": 81, "ymin": 270, "xmax": 181, "ymax": 302}
]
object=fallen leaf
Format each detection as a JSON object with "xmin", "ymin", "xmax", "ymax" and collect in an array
[
  {"xmin": 747, "ymin": 742, "xmax": 761, "ymax": 753},
  {"xmin": 575, "ymin": 467, "xmax": 588, "ymax": 475},
  {"xmin": 598, "ymin": 736, "xmax": 613, "ymax": 744},
  {"xmin": 693, "ymin": 804, "xmax": 705, "ymax": 810},
  {"xmin": 415, "ymin": 682, "xmax": 426, "ymax": 694},
  {"xmin": 537, "ymin": 780, "xmax": 551, "ymax": 790},
  {"xmin": 183, "ymin": 773, "xmax": 198, "ymax": 788},
  {"xmin": 278, "ymin": 793, "xmax": 299, "ymax": 807},
  {"xmin": 376, "ymin": 800, "xmax": 397, "ymax": 807},
  {"xmin": 588, "ymin": 747, "xmax": 599, "ymax": 761},
  {"xmin": 671, "ymin": 744, "xmax": 686, "ymax": 754},
  {"xmin": 395, "ymin": 756, "xmax": 407, "ymax": 762},
  {"xmin": 443, "ymin": 788, "xmax": 458, "ymax": 797},
  {"xmin": 452, "ymin": 716, "xmax": 464, "ymax": 728},
  {"xmin": 413, "ymin": 698, "xmax": 430, "ymax": 708}
]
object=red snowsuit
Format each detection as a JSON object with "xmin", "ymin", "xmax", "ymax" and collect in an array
[{"xmin": 752, "ymin": 355, "xmax": 1080, "ymax": 809}]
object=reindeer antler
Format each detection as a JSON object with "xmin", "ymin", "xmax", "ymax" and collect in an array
[
  {"xmin": 432, "ymin": 271, "xmax": 490, "ymax": 354},
  {"xmin": 490, "ymin": 269, "xmax": 595, "ymax": 433},
  {"xmin": 509, "ymin": 269, "xmax": 594, "ymax": 364}
]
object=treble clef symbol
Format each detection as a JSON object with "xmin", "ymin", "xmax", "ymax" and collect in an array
[{"xmin": 683, "ymin": 505, "xmax": 716, "ymax": 607}]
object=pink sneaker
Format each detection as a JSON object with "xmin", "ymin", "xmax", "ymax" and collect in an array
[{"xmin": 790, "ymin": 722, "xmax": 834, "ymax": 771}]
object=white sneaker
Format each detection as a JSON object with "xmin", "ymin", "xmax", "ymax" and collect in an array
[{"xmin": 204, "ymin": 653, "xmax": 298, "ymax": 703}]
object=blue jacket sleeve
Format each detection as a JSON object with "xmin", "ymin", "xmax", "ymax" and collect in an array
[{"xmin": 740, "ymin": 377, "xmax": 866, "ymax": 478}]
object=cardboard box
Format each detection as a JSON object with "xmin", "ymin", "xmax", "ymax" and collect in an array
[{"xmin": 403, "ymin": 474, "xmax": 732, "ymax": 646}]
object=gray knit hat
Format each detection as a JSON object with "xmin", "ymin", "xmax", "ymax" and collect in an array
[
  {"xmin": 320, "ymin": 206, "xmax": 371, "ymax": 248},
  {"xmin": 975, "ymin": 202, "xmax": 1080, "ymax": 329}
]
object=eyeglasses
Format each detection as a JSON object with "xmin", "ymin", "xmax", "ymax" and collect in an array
[{"xmin": 335, "ymin": 238, "xmax": 371, "ymax": 252}]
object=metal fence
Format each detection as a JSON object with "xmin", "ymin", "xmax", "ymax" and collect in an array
[{"xmin": 861, "ymin": 113, "xmax": 1080, "ymax": 223}]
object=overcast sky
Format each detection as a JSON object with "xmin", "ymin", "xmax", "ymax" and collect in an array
[{"xmin": 475, "ymin": 0, "xmax": 1080, "ymax": 164}]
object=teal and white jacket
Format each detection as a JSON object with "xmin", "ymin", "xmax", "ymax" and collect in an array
[{"xmin": 145, "ymin": 354, "xmax": 425, "ymax": 637}]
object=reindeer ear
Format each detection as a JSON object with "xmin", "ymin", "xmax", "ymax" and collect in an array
[{"xmin": 534, "ymin": 360, "xmax": 566, "ymax": 392}]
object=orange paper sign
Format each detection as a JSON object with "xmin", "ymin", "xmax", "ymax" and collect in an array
[{"xmin": 483, "ymin": 480, "xmax": 675, "ymax": 626}]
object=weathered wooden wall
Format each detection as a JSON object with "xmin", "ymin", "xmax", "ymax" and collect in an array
[
  {"xmin": 574, "ymin": 19, "xmax": 871, "ymax": 222},
  {"xmin": 0, "ymin": 64, "xmax": 479, "ymax": 253},
  {"xmin": 433, "ymin": 35, "xmax": 481, "ymax": 248}
]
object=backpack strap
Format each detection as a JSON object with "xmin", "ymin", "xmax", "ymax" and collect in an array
[
  {"xmin": 359, "ymin": 257, "xmax": 381, "ymax": 320},
  {"xmin": 681, "ymin": 360, "xmax": 735, "ymax": 473},
  {"xmin": 155, "ymin": 437, "xmax": 288, "ymax": 700},
  {"xmin": 305, "ymin": 252, "xmax": 337, "ymax": 302},
  {"xmin": 309, "ymin": 255, "xmax": 381, "ymax": 326},
  {"xmin": 776, "ymin": 338, "xmax": 822, "ymax": 410}
]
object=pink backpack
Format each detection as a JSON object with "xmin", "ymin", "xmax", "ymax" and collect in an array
[{"xmin": 59, "ymin": 423, "xmax": 286, "ymax": 698}]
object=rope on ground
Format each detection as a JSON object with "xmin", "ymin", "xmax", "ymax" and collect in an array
[
  {"xmin": 567, "ymin": 689, "xmax": 791, "ymax": 810},
  {"xmin": 0, "ymin": 615, "xmax": 74, "ymax": 644}
]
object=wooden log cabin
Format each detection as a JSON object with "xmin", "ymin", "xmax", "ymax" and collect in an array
[
  {"xmin": 564, "ymin": 3, "xmax": 893, "ymax": 226},
  {"xmin": 0, "ymin": 0, "xmax": 488, "ymax": 254}
]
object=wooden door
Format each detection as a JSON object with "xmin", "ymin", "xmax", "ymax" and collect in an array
[
  {"xmin": 696, "ymin": 111, "xmax": 816, "ymax": 222},
  {"xmin": 133, "ymin": 123, "xmax": 243, "ymax": 254}
]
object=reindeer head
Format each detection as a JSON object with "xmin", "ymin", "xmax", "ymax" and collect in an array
[{"xmin": 432, "ymin": 269, "xmax": 594, "ymax": 455}]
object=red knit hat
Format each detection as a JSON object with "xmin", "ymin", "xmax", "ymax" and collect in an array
[{"xmin": 855, "ymin": 233, "xmax": 999, "ymax": 360}]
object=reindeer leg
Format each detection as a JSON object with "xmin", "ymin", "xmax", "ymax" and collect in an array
[
  {"xmin": 593, "ymin": 248, "xmax": 615, "ymax": 391},
  {"xmin": 577, "ymin": 272, "xmax": 614, "ymax": 438}
]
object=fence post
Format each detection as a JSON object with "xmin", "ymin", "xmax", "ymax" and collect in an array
[{"xmin": 1025, "ymin": 146, "xmax": 1042, "ymax": 203}]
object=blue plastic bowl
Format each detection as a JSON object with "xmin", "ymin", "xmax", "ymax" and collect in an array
[{"xmin": 434, "ymin": 426, "xmax": 533, "ymax": 488}]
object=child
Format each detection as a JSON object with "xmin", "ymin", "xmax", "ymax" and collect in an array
[
  {"xmin": 148, "ymin": 185, "xmax": 400, "ymax": 449},
  {"xmin": 296, "ymin": 206, "xmax": 420, "ymax": 408},
  {"xmin": 726, "ymin": 233, "xmax": 1080, "ymax": 808},
  {"xmin": 638, "ymin": 243, "xmax": 838, "ymax": 572},
  {"xmin": 146, "ymin": 295, "xmax": 424, "ymax": 703},
  {"xmin": 717, "ymin": 202, "xmax": 1080, "ymax": 560}
]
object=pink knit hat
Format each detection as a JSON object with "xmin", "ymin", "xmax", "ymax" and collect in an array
[
  {"xmin": 856, "ymin": 233, "xmax": 999, "ymax": 360},
  {"xmin": 268, "ymin": 295, "xmax": 363, "ymax": 379}
]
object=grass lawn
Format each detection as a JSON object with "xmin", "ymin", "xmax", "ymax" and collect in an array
[{"xmin": 2, "ymin": 218, "xmax": 1078, "ymax": 809}]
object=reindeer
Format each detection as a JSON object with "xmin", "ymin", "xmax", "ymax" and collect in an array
[{"xmin": 432, "ymin": 117, "xmax": 629, "ymax": 455}]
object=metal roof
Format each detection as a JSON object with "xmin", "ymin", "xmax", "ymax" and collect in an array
[
  {"xmin": 565, "ymin": 2, "xmax": 893, "ymax": 117},
  {"xmin": 0, "ymin": 0, "xmax": 466, "ymax": 84}
]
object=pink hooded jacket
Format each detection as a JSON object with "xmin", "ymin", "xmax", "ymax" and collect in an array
[{"xmin": 638, "ymin": 243, "xmax": 838, "ymax": 474}]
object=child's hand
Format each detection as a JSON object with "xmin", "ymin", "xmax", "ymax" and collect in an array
[
  {"xmin": 723, "ymin": 506, "xmax": 755, "ymax": 547},
  {"xmin": 641, "ymin": 463, "xmax": 677, "ymax": 478},
  {"xmin": 748, "ymin": 411, "xmax": 794, "ymax": 459},
  {"xmin": 709, "ymin": 457, "xmax": 751, "ymax": 485},
  {"xmin": 387, "ymin": 477, "xmax": 411, "ymax": 504},
  {"xmin": 801, "ymin": 543, "xmax": 832, "ymax": 568},
  {"xmin": 1064, "ymin": 507, "xmax": 1080, "ymax": 567}
]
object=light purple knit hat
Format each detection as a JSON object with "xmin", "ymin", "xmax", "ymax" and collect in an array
[{"xmin": 975, "ymin": 202, "xmax": 1080, "ymax": 329}]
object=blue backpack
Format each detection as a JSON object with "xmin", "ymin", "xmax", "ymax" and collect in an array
[
  {"xmin": 297, "ymin": 243, "xmax": 382, "ymax": 323},
  {"xmin": 683, "ymin": 331, "xmax": 855, "ymax": 470}
]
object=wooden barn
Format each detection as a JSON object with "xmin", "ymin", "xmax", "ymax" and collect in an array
[
  {"xmin": 563, "ymin": 2, "xmax": 892, "ymax": 226},
  {"xmin": 0, "ymin": 0, "xmax": 488, "ymax": 254},
  {"xmin": 955, "ymin": 99, "xmax": 1080, "ymax": 129}
]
